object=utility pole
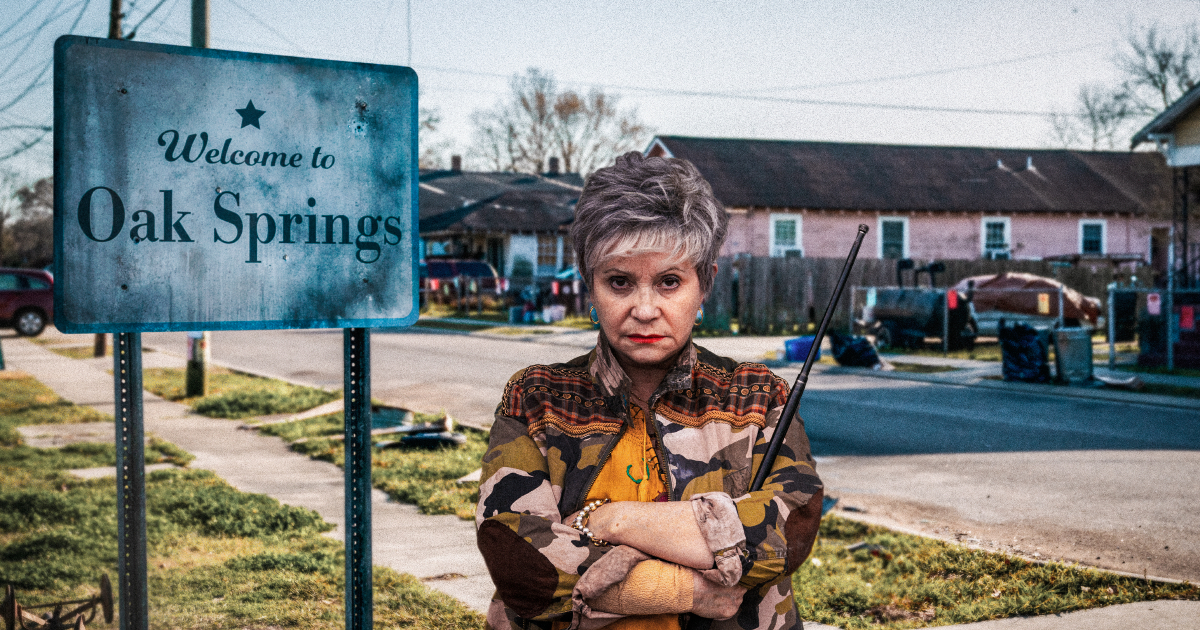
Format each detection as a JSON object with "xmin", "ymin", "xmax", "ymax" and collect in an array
[
  {"xmin": 191, "ymin": 0, "xmax": 209, "ymax": 48},
  {"xmin": 185, "ymin": 0, "xmax": 211, "ymax": 396},
  {"xmin": 96, "ymin": 0, "xmax": 123, "ymax": 358}
]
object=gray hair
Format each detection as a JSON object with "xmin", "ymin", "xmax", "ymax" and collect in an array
[{"xmin": 571, "ymin": 151, "xmax": 728, "ymax": 294}]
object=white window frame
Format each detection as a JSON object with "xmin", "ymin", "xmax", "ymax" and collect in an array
[
  {"xmin": 980, "ymin": 216, "xmax": 1012, "ymax": 259},
  {"xmin": 769, "ymin": 213, "xmax": 803, "ymax": 258},
  {"xmin": 876, "ymin": 216, "xmax": 909, "ymax": 259},
  {"xmin": 1079, "ymin": 219, "xmax": 1107, "ymax": 255}
]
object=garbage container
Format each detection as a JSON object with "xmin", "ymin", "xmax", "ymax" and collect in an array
[
  {"xmin": 508, "ymin": 306, "xmax": 524, "ymax": 324},
  {"xmin": 999, "ymin": 320, "xmax": 1050, "ymax": 383},
  {"xmin": 785, "ymin": 336, "xmax": 819, "ymax": 362},
  {"xmin": 1053, "ymin": 328, "xmax": 1093, "ymax": 385}
]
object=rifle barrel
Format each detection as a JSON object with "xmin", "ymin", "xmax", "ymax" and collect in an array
[{"xmin": 749, "ymin": 224, "xmax": 868, "ymax": 492}]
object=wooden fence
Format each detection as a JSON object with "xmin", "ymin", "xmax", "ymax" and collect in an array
[{"xmin": 699, "ymin": 256, "xmax": 1143, "ymax": 336}]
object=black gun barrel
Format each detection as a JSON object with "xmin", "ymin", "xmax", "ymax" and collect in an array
[{"xmin": 749, "ymin": 224, "xmax": 868, "ymax": 492}]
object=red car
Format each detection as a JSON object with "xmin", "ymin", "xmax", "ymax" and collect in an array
[{"xmin": 0, "ymin": 268, "xmax": 53, "ymax": 336}]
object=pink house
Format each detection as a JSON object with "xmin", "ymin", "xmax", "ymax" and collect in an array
[{"xmin": 646, "ymin": 136, "xmax": 1179, "ymax": 271}]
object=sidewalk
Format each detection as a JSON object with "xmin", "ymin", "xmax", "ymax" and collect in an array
[
  {"xmin": 4, "ymin": 335, "xmax": 1198, "ymax": 629},
  {"xmin": 2, "ymin": 336, "xmax": 495, "ymax": 613}
]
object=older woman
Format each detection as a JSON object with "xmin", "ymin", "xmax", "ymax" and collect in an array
[{"xmin": 476, "ymin": 152, "xmax": 824, "ymax": 630}]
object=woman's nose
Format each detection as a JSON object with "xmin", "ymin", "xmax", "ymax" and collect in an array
[{"xmin": 630, "ymin": 287, "xmax": 659, "ymax": 320}]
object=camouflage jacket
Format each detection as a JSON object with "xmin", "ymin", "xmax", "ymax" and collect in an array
[{"xmin": 476, "ymin": 335, "xmax": 824, "ymax": 630}]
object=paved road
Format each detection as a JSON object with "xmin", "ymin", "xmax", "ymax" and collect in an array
[{"xmin": 84, "ymin": 328, "xmax": 1200, "ymax": 583}]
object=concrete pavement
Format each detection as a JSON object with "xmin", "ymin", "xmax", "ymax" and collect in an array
[
  {"xmin": 2, "ymin": 334, "xmax": 496, "ymax": 613},
  {"xmin": 5, "ymin": 330, "xmax": 1199, "ymax": 628}
]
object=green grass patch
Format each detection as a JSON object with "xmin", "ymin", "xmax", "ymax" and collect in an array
[
  {"xmin": 881, "ymin": 343, "xmax": 1004, "ymax": 362},
  {"xmin": 260, "ymin": 412, "xmax": 486, "ymax": 520},
  {"xmin": 412, "ymin": 319, "xmax": 495, "ymax": 332},
  {"xmin": 1, "ymin": 375, "xmax": 483, "ymax": 629},
  {"xmin": 794, "ymin": 515, "xmax": 1198, "ymax": 629},
  {"xmin": 46, "ymin": 345, "xmax": 153, "ymax": 360},
  {"xmin": 1116, "ymin": 365, "xmax": 1200, "ymax": 379},
  {"xmin": 142, "ymin": 367, "xmax": 340, "ymax": 419},
  {"xmin": 0, "ymin": 371, "xmax": 110, "ymax": 446},
  {"xmin": 888, "ymin": 362, "xmax": 963, "ymax": 374}
]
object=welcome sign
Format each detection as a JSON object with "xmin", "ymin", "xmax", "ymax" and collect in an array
[{"xmin": 54, "ymin": 36, "xmax": 418, "ymax": 332}]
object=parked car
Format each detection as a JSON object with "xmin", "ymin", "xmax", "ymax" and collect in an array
[{"xmin": 0, "ymin": 268, "xmax": 53, "ymax": 336}]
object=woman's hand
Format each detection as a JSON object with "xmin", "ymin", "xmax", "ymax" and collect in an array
[
  {"xmin": 690, "ymin": 573, "xmax": 747, "ymax": 620},
  {"xmin": 586, "ymin": 501, "xmax": 714, "ymax": 569}
]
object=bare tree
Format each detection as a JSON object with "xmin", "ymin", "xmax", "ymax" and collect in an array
[
  {"xmin": 469, "ymin": 68, "xmax": 652, "ymax": 174},
  {"xmin": 0, "ymin": 169, "xmax": 20, "ymax": 263},
  {"xmin": 1051, "ymin": 23, "xmax": 1200, "ymax": 149},
  {"xmin": 3, "ymin": 176, "xmax": 53, "ymax": 268},
  {"xmin": 1050, "ymin": 84, "xmax": 1133, "ymax": 150},
  {"xmin": 554, "ymin": 89, "xmax": 651, "ymax": 175},
  {"xmin": 1117, "ymin": 23, "xmax": 1200, "ymax": 114},
  {"xmin": 418, "ymin": 97, "xmax": 452, "ymax": 169}
]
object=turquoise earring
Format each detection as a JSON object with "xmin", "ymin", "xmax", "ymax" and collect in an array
[
  {"xmin": 590, "ymin": 305, "xmax": 600, "ymax": 325},
  {"xmin": 695, "ymin": 306, "xmax": 704, "ymax": 324}
]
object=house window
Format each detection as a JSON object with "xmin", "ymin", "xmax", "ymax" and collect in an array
[
  {"xmin": 1080, "ymin": 220, "xmax": 1106, "ymax": 255},
  {"xmin": 537, "ymin": 234, "xmax": 557, "ymax": 270},
  {"xmin": 878, "ymin": 217, "xmax": 908, "ymax": 259},
  {"xmin": 769, "ymin": 214, "xmax": 802, "ymax": 257},
  {"xmin": 981, "ymin": 217, "xmax": 1011, "ymax": 260}
]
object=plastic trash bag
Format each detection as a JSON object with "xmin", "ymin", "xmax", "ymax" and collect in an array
[
  {"xmin": 999, "ymin": 320, "xmax": 1050, "ymax": 383},
  {"xmin": 829, "ymin": 332, "xmax": 883, "ymax": 368}
]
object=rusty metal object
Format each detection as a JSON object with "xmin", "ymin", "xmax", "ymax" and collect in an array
[{"xmin": 2, "ymin": 575, "xmax": 113, "ymax": 630}]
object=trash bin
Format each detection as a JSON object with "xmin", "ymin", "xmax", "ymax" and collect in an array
[
  {"xmin": 508, "ymin": 306, "xmax": 524, "ymax": 324},
  {"xmin": 785, "ymin": 336, "xmax": 819, "ymax": 362},
  {"xmin": 999, "ymin": 320, "xmax": 1050, "ymax": 383},
  {"xmin": 1053, "ymin": 328, "xmax": 1094, "ymax": 385}
]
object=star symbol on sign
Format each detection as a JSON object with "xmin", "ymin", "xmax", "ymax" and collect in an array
[{"xmin": 235, "ymin": 100, "xmax": 265, "ymax": 129}]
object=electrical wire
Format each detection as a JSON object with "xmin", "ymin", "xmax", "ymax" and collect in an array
[
  {"xmin": 220, "ymin": 0, "xmax": 309, "ymax": 55},
  {"xmin": 0, "ymin": 0, "xmax": 89, "ymax": 115},
  {"xmin": 125, "ymin": 0, "xmax": 174, "ymax": 39},
  {"xmin": 0, "ymin": 0, "xmax": 69, "ymax": 79},
  {"xmin": 743, "ymin": 43, "xmax": 1106, "ymax": 93}
]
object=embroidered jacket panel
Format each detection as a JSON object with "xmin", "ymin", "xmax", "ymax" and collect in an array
[{"xmin": 475, "ymin": 338, "xmax": 824, "ymax": 630}]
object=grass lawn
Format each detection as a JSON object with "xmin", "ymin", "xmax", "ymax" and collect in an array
[
  {"xmin": 794, "ymin": 516, "xmax": 1198, "ymax": 629},
  {"xmin": 0, "ymin": 371, "xmax": 109, "ymax": 446},
  {"xmin": 142, "ymin": 367, "xmax": 340, "ymax": 419},
  {"xmin": 1, "ymin": 372, "xmax": 483, "ymax": 629},
  {"xmin": 881, "ymin": 343, "xmax": 1005, "ymax": 362},
  {"xmin": 888, "ymin": 362, "xmax": 963, "ymax": 374},
  {"xmin": 259, "ymin": 412, "xmax": 486, "ymax": 520},
  {"xmin": 44, "ymin": 345, "xmax": 154, "ymax": 360}
]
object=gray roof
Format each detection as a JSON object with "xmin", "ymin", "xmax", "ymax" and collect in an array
[
  {"xmin": 1131, "ymin": 82, "xmax": 1200, "ymax": 148},
  {"xmin": 650, "ymin": 136, "xmax": 1170, "ymax": 216},
  {"xmin": 418, "ymin": 170, "xmax": 582, "ymax": 234}
]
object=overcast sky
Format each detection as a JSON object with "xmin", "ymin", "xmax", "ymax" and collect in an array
[{"xmin": 3, "ymin": 0, "xmax": 1198, "ymax": 178}]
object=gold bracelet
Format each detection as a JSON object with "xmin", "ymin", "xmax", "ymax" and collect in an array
[{"xmin": 572, "ymin": 498, "xmax": 610, "ymax": 546}]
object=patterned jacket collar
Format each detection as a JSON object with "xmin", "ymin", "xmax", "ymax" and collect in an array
[{"xmin": 588, "ymin": 332, "xmax": 698, "ymax": 400}]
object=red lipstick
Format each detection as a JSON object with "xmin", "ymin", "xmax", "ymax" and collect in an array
[{"xmin": 628, "ymin": 334, "xmax": 665, "ymax": 344}]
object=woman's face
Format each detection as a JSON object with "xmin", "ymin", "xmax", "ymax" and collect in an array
[{"xmin": 592, "ymin": 251, "xmax": 707, "ymax": 372}]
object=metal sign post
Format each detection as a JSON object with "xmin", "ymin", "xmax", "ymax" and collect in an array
[
  {"xmin": 114, "ymin": 333, "xmax": 147, "ymax": 630},
  {"xmin": 343, "ymin": 328, "xmax": 372, "ymax": 629},
  {"xmin": 54, "ymin": 36, "xmax": 418, "ymax": 629}
]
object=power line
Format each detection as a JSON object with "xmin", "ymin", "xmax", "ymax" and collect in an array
[
  {"xmin": 743, "ymin": 43, "xmax": 1106, "ymax": 93},
  {"xmin": 0, "ymin": 0, "xmax": 89, "ymax": 115},
  {"xmin": 220, "ymin": 0, "xmax": 308, "ymax": 55},
  {"xmin": 415, "ymin": 63, "xmax": 1056, "ymax": 118},
  {"xmin": 0, "ymin": 0, "xmax": 71, "ymax": 79}
]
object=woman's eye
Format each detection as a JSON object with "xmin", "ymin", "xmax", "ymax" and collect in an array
[
  {"xmin": 660, "ymin": 275, "xmax": 681, "ymax": 288},
  {"xmin": 609, "ymin": 277, "xmax": 629, "ymax": 289}
]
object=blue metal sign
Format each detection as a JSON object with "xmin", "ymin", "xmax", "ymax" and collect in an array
[{"xmin": 54, "ymin": 36, "xmax": 418, "ymax": 332}]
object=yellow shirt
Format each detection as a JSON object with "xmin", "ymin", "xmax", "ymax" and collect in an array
[{"xmin": 583, "ymin": 403, "xmax": 679, "ymax": 630}]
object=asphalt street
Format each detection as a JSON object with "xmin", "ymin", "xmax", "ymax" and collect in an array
[{"xmin": 133, "ymin": 327, "xmax": 1200, "ymax": 583}]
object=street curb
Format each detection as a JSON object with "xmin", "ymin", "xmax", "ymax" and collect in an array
[{"xmin": 814, "ymin": 364, "xmax": 1198, "ymax": 411}]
